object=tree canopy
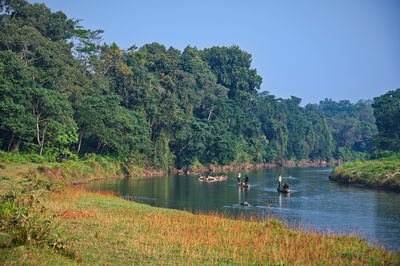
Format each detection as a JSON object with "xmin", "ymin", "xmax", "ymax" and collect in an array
[
  {"xmin": 373, "ymin": 88, "xmax": 400, "ymax": 152},
  {"xmin": 0, "ymin": 0, "xmax": 393, "ymax": 170}
]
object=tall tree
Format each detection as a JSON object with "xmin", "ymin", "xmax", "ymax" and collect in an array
[
  {"xmin": 0, "ymin": 51, "xmax": 35, "ymax": 151},
  {"xmin": 373, "ymin": 88, "xmax": 400, "ymax": 152},
  {"xmin": 201, "ymin": 46, "xmax": 262, "ymax": 101},
  {"xmin": 31, "ymin": 86, "xmax": 77, "ymax": 155}
]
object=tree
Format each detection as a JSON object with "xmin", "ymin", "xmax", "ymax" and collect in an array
[
  {"xmin": 1, "ymin": 0, "xmax": 76, "ymax": 41},
  {"xmin": 0, "ymin": 51, "xmax": 35, "ymax": 151},
  {"xmin": 74, "ymin": 94, "xmax": 152, "ymax": 162},
  {"xmin": 201, "ymin": 46, "xmax": 262, "ymax": 101},
  {"xmin": 373, "ymin": 88, "xmax": 400, "ymax": 152},
  {"xmin": 305, "ymin": 104, "xmax": 334, "ymax": 160},
  {"xmin": 31, "ymin": 86, "xmax": 77, "ymax": 155},
  {"xmin": 318, "ymin": 99, "xmax": 377, "ymax": 159}
]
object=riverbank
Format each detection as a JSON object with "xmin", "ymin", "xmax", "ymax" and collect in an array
[
  {"xmin": 329, "ymin": 158, "xmax": 400, "ymax": 192},
  {"xmin": 1, "ymin": 181, "xmax": 398, "ymax": 265},
  {"xmin": 0, "ymin": 151, "xmax": 339, "ymax": 187},
  {"xmin": 174, "ymin": 159, "xmax": 341, "ymax": 175},
  {"xmin": 1, "ymin": 160, "xmax": 399, "ymax": 264}
]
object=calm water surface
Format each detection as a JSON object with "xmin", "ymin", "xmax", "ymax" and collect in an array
[{"xmin": 85, "ymin": 167, "xmax": 400, "ymax": 251}]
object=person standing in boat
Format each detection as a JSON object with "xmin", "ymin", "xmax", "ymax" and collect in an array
[
  {"xmin": 278, "ymin": 175, "xmax": 282, "ymax": 188},
  {"xmin": 244, "ymin": 174, "xmax": 249, "ymax": 185},
  {"xmin": 237, "ymin": 172, "xmax": 241, "ymax": 184}
]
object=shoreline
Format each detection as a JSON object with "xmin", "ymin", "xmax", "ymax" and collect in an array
[
  {"xmin": 329, "ymin": 159, "xmax": 400, "ymax": 192},
  {"xmin": 0, "ymin": 158, "xmax": 340, "ymax": 192},
  {"xmin": 170, "ymin": 159, "xmax": 341, "ymax": 176},
  {"xmin": 52, "ymin": 159, "xmax": 340, "ymax": 185},
  {"xmin": 1, "ymin": 160, "xmax": 399, "ymax": 264}
]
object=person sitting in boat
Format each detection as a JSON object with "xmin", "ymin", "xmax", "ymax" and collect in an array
[
  {"xmin": 282, "ymin": 182, "xmax": 289, "ymax": 190},
  {"xmin": 244, "ymin": 174, "xmax": 249, "ymax": 185},
  {"xmin": 240, "ymin": 201, "xmax": 250, "ymax": 207},
  {"xmin": 237, "ymin": 172, "xmax": 241, "ymax": 183}
]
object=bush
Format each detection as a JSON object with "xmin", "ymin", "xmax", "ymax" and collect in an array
[
  {"xmin": 371, "ymin": 151, "xmax": 400, "ymax": 160},
  {"xmin": 0, "ymin": 173, "xmax": 73, "ymax": 256},
  {"xmin": 0, "ymin": 151, "xmax": 45, "ymax": 164}
]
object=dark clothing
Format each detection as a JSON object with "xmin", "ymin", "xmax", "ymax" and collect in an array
[
  {"xmin": 283, "ymin": 183, "xmax": 289, "ymax": 189},
  {"xmin": 244, "ymin": 175, "xmax": 249, "ymax": 183},
  {"xmin": 56, "ymin": 153, "xmax": 69, "ymax": 163}
]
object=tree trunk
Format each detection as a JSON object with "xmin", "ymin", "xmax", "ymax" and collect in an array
[
  {"xmin": 7, "ymin": 133, "xmax": 14, "ymax": 152},
  {"xmin": 208, "ymin": 105, "xmax": 215, "ymax": 120},
  {"xmin": 39, "ymin": 144, "xmax": 43, "ymax": 156},
  {"xmin": 77, "ymin": 132, "xmax": 83, "ymax": 154},
  {"xmin": 36, "ymin": 121, "xmax": 41, "ymax": 155},
  {"xmin": 96, "ymin": 140, "xmax": 103, "ymax": 153}
]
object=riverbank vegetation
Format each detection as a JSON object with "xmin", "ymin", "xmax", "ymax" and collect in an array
[
  {"xmin": 330, "ymin": 152, "xmax": 400, "ymax": 192},
  {"xmin": 329, "ymin": 88, "xmax": 400, "ymax": 191},
  {"xmin": 1, "ymin": 171, "xmax": 398, "ymax": 265},
  {"xmin": 0, "ymin": 0, "xmax": 382, "ymax": 173},
  {"xmin": 0, "ymin": 150, "xmax": 132, "ymax": 188}
]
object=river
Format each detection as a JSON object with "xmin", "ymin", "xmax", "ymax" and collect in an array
[{"xmin": 84, "ymin": 167, "xmax": 400, "ymax": 251}]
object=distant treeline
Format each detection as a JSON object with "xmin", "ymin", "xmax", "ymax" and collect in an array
[{"xmin": 0, "ymin": 0, "xmax": 399, "ymax": 170}]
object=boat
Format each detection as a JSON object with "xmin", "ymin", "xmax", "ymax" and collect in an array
[
  {"xmin": 198, "ymin": 175, "xmax": 227, "ymax": 182},
  {"xmin": 277, "ymin": 187, "xmax": 291, "ymax": 193},
  {"xmin": 240, "ymin": 201, "xmax": 251, "ymax": 207},
  {"xmin": 238, "ymin": 181, "xmax": 250, "ymax": 188}
]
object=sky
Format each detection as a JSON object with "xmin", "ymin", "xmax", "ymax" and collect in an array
[{"xmin": 31, "ymin": 0, "xmax": 400, "ymax": 105}]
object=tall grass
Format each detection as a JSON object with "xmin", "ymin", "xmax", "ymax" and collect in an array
[
  {"xmin": 0, "ymin": 150, "xmax": 48, "ymax": 164},
  {"xmin": 29, "ymin": 188, "xmax": 398, "ymax": 265},
  {"xmin": 49, "ymin": 156, "xmax": 124, "ymax": 183}
]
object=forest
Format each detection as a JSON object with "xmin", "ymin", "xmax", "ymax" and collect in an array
[{"xmin": 0, "ymin": 0, "xmax": 398, "ymax": 171}]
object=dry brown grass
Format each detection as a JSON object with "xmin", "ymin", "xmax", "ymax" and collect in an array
[{"xmin": 36, "ymin": 188, "xmax": 400, "ymax": 265}]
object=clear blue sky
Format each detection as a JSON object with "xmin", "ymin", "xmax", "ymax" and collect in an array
[{"xmin": 31, "ymin": 0, "xmax": 400, "ymax": 104}]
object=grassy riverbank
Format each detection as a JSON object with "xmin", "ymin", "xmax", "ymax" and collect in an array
[
  {"xmin": 1, "ymin": 161, "xmax": 399, "ymax": 264},
  {"xmin": 329, "ymin": 155, "xmax": 400, "ymax": 192},
  {"xmin": 0, "ymin": 151, "xmax": 150, "ymax": 189},
  {"xmin": 2, "ymin": 186, "xmax": 399, "ymax": 265}
]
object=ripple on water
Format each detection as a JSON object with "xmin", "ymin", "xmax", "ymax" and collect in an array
[{"xmin": 120, "ymin": 195, "xmax": 156, "ymax": 201}]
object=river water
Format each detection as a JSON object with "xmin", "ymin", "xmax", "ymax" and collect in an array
[{"xmin": 84, "ymin": 167, "xmax": 400, "ymax": 251}]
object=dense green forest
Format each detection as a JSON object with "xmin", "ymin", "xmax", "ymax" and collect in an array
[{"xmin": 0, "ymin": 0, "xmax": 398, "ymax": 171}]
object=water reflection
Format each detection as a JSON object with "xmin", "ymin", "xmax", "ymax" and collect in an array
[{"xmin": 85, "ymin": 167, "xmax": 400, "ymax": 251}]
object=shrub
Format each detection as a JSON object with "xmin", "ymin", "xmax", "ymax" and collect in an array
[{"xmin": 0, "ymin": 173, "xmax": 73, "ymax": 256}]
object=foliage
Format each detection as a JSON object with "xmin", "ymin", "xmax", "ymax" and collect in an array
[
  {"xmin": 0, "ymin": 171, "xmax": 72, "ymax": 257},
  {"xmin": 373, "ymin": 88, "xmax": 400, "ymax": 152},
  {"xmin": 0, "ymin": 150, "xmax": 46, "ymax": 164},
  {"xmin": 0, "ymin": 0, "xmax": 396, "ymax": 170},
  {"xmin": 318, "ymin": 99, "xmax": 377, "ymax": 159}
]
